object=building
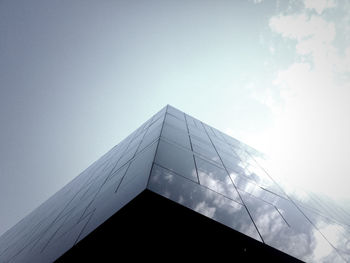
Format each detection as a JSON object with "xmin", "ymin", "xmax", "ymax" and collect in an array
[{"xmin": 0, "ymin": 105, "xmax": 349, "ymax": 262}]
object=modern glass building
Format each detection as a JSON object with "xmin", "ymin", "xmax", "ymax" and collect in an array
[{"xmin": 0, "ymin": 105, "xmax": 349, "ymax": 262}]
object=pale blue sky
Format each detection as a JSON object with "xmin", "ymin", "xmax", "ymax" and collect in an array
[{"xmin": 1, "ymin": 0, "xmax": 349, "ymax": 236}]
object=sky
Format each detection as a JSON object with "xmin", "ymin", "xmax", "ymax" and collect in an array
[{"xmin": 0, "ymin": 0, "xmax": 349, "ymax": 236}]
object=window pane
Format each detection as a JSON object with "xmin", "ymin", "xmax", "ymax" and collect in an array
[
  {"xmin": 191, "ymin": 137, "xmax": 221, "ymax": 164},
  {"xmin": 301, "ymin": 207, "xmax": 350, "ymax": 261},
  {"xmin": 230, "ymin": 172, "xmax": 280, "ymax": 205},
  {"xmin": 164, "ymin": 113, "xmax": 187, "ymax": 131},
  {"xmin": 185, "ymin": 114, "xmax": 205, "ymax": 131},
  {"xmin": 155, "ymin": 140, "xmax": 198, "ymax": 183},
  {"xmin": 240, "ymin": 189, "xmax": 343, "ymax": 262},
  {"xmin": 167, "ymin": 105, "xmax": 185, "ymax": 120},
  {"xmin": 188, "ymin": 127, "xmax": 211, "ymax": 144},
  {"xmin": 148, "ymin": 164, "xmax": 262, "ymax": 242},
  {"xmin": 161, "ymin": 123, "xmax": 191, "ymax": 149},
  {"xmin": 195, "ymin": 156, "xmax": 241, "ymax": 204},
  {"xmin": 137, "ymin": 123, "xmax": 162, "ymax": 153}
]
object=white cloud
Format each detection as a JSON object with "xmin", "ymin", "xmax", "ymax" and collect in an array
[
  {"xmin": 257, "ymin": 3, "xmax": 350, "ymax": 201},
  {"xmin": 270, "ymin": 13, "xmax": 350, "ymax": 85},
  {"xmin": 269, "ymin": 14, "xmax": 335, "ymax": 45},
  {"xmin": 304, "ymin": 0, "xmax": 336, "ymax": 14}
]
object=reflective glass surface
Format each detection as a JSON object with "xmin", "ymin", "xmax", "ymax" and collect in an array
[
  {"xmin": 164, "ymin": 113, "xmax": 187, "ymax": 131},
  {"xmin": 239, "ymin": 190, "xmax": 345, "ymax": 262},
  {"xmin": 185, "ymin": 114, "xmax": 204, "ymax": 131},
  {"xmin": 167, "ymin": 105, "xmax": 185, "ymax": 121},
  {"xmin": 161, "ymin": 123, "xmax": 191, "ymax": 149},
  {"xmin": 188, "ymin": 126, "xmax": 211, "ymax": 143},
  {"xmin": 148, "ymin": 164, "xmax": 262, "ymax": 242},
  {"xmin": 191, "ymin": 136, "xmax": 221, "ymax": 163},
  {"xmin": 195, "ymin": 156, "xmax": 242, "ymax": 204},
  {"xmin": 137, "ymin": 122, "xmax": 162, "ymax": 153},
  {"xmin": 77, "ymin": 142, "xmax": 157, "ymax": 243},
  {"xmin": 300, "ymin": 206, "xmax": 350, "ymax": 262},
  {"xmin": 154, "ymin": 139, "xmax": 198, "ymax": 183}
]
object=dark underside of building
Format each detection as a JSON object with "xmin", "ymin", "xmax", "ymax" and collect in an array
[{"xmin": 57, "ymin": 190, "xmax": 303, "ymax": 262}]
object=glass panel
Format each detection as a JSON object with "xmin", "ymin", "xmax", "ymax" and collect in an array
[
  {"xmin": 188, "ymin": 125, "xmax": 210, "ymax": 142},
  {"xmin": 151, "ymin": 106, "xmax": 167, "ymax": 121},
  {"xmin": 202, "ymin": 123, "xmax": 216, "ymax": 138},
  {"xmin": 137, "ymin": 122, "xmax": 162, "ymax": 153},
  {"xmin": 117, "ymin": 144, "xmax": 138, "ymax": 168},
  {"xmin": 118, "ymin": 142, "xmax": 157, "ymax": 191},
  {"xmin": 192, "ymin": 143, "xmax": 221, "ymax": 164},
  {"xmin": 148, "ymin": 164, "xmax": 262, "ymax": 242},
  {"xmin": 301, "ymin": 206, "xmax": 350, "ymax": 261},
  {"xmin": 184, "ymin": 115, "xmax": 197, "ymax": 127},
  {"xmin": 217, "ymin": 149, "xmax": 240, "ymax": 163},
  {"xmin": 185, "ymin": 114, "xmax": 205, "ymax": 131},
  {"xmin": 74, "ymin": 165, "xmax": 129, "ymax": 224},
  {"xmin": 240, "ymin": 190, "xmax": 290, "ymax": 232},
  {"xmin": 164, "ymin": 113, "xmax": 187, "ymax": 131},
  {"xmin": 133, "ymin": 118, "xmax": 151, "ymax": 138},
  {"xmin": 193, "ymin": 153, "xmax": 224, "ymax": 170},
  {"xmin": 230, "ymin": 172, "xmax": 281, "ymax": 205},
  {"xmin": 191, "ymin": 136, "xmax": 215, "ymax": 152},
  {"xmin": 212, "ymin": 138, "xmax": 237, "ymax": 157},
  {"xmin": 37, "ymin": 213, "xmax": 91, "ymax": 263},
  {"xmin": 275, "ymin": 196, "xmax": 346, "ymax": 262},
  {"xmin": 126, "ymin": 130, "xmax": 145, "ymax": 151},
  {"xmin": 239, "ymin": 190, "xmax": 345, "ymax": 262},
  {"xmin": 104, "ymin": 164, "xmax": 128, "ymax": 188},
  {"xmin": 195, "ymin": 156, "xmax": 242, "ymax": 204},
  {"xmin": 77, "ymin": 142, "xmax": 157, "ymax": 243},
  {"xmin": 161, "ymin": 123, "xmax": 191, "ymax": 149},
  {"xmin": 221, "ymin": 155, "xmax": 249, "ymax": 177},
  {"xmin": 149, "ymin": 113, "xmax": 164, "ymax": 129},
  {"xmin": 233, "ymin": 147, "xmax": 258, "ymax": 167},
  {"xmin": 167, "ymin": 105, "xmax": 185, "ymax": 121},
  {"xmin": 210, "ymin": 132, "xmax": 226, "ymax": 146},
  {"xmin": 79, "ymin": 177, "xmax": 104, "ymax": 201},
  {"xmin": 222, "ymin": 133, "xmax": 242, "ymax": 149},
  {"xmin": 245, "ymin": 165, "xmax": 288, "ymax": 198},
  {"xmin": 191, "ymin": 137, "xmax": 221, "ymax": 164},
  {"xmin": 154, "ymin": 139, "xmax": 198, "ymax": 183},
  {"xmin": 245, "ymin": 164, "xmax": 273, "ymax": 185},
  {"xmin": 223, "ymin": 156, "xmax": 287, "ymax": 198},
  {"xmin": 211, "ymin": 127, "xmax": 227, "ymax": 141},
  {"xmin": 303, "ymin": 192, "xmax": 349, "ymax": 224}
]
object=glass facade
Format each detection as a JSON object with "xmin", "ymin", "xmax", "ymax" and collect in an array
[{"xmin": 0, "ymin": 105, "xmax": 349, "ymax": 262}]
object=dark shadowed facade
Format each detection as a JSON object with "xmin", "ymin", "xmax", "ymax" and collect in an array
[{"xmin": 0, "ymin": 105, "xmax": 349, "ymax": 262}]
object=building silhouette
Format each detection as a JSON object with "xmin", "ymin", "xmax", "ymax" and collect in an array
[{"xmin": 0, "ymin": 105, "xmax": 349, "ymax": 262}]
